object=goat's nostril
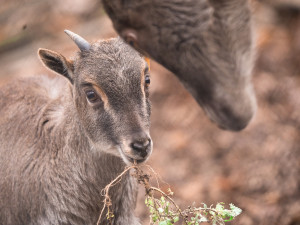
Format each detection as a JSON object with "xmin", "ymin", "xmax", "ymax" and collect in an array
[{"xmin": 131, "ymin": 139, "xmax": 151, "ymax": 154}]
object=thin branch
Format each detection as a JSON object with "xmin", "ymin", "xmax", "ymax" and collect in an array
[{"xmin": 96, "ymin": 165, "xmax": 137, "ymax": 225}]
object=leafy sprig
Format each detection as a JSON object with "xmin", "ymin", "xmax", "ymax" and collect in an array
[
  {"xmin": 144, "ymin": 187, "xmax": 242, "ymax": 225},
  {"xmin": 97, "ymin": 165, "xmax": 242, "ymax": 225}
]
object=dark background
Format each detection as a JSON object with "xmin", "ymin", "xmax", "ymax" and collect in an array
[{"xmin": 1, "ymin": 1, "xmax": 300, "ymax": 224}]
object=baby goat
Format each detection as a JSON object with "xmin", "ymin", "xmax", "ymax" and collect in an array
[{"xmin": 0, "ymin": 30, "xmax": 152, "ymax": 225}]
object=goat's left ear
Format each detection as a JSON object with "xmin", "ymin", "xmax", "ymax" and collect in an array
[{"xmin": 38, "ymin": 48, "xmax": 74, "ymax": 83}]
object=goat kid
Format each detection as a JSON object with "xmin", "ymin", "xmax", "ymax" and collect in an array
[{"xmin": 0, "ymin": 30, "xmax": 152, "ymax": 225}]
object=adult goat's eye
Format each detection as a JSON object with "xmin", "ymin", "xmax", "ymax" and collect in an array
[
  {"xmin": 145, "ymin": 75, "xmax": 150, "ymax": 86},
  {"xmin": 85, "ymin": 90, "xmax": 99, "ymax": 103}
]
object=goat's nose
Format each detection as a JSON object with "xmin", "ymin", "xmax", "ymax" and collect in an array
[{"xmin": 131, "ymin": 138, "xmax": 151, "ymax": 158}]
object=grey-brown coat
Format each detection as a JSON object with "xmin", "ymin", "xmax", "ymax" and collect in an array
[
  {"xmin": 102, "ymin": 0, "xmax": 256, "ymax": 131},
  {"xmin": 0, "ymin": 32, "xmax": 151, "ymax": 225}
]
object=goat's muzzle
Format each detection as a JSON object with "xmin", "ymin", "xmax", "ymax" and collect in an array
[
  {"xmin": 120, "ymin": 132, "xmax": 152, "ymax": 165},
  {"xmin": 131, "ymin": 138, "xmax": 151, "ymax": 157}
]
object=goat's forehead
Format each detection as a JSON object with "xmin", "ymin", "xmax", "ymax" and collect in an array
[
  {"xmin": 75, "ymin": 38, "xmax": 145, "ymax": 92},
  {"xmin": 90, "ymin": 38, "xmax": 143, "ymax": 65},
  {"xmin": 77, "ymin": 39, "xmax": 145, "ymax": 77}
]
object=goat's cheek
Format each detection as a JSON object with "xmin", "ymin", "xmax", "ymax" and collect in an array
[
  {"xmin": 97, "ymin": 113, "xmax": 116, "ymax": 143},
  {"xmin": 146, "ymin": 100, "xmax": 151, "ymax": 117},
  {"xmin": 74, "ymin": 101, "xmax": 97, "ymax": 142}
]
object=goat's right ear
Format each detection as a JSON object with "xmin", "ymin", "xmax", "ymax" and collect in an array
[{"xmin": 38, "ymin": 48, "xmax": 74, "ymax": 84}]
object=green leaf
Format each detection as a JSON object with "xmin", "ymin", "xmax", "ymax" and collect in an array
[
  {"xmin": 167, "ymin": 219, "xmax": 173, "ymax": 225},
  {"xmin": 198, "ymin": 214, "xmax": 208, "ymax": 222},
  {"xmin": 149, "ymin": 199, "xmax": 154, "ymax": 206},
  {"xmin": 222, "ymin": 210, "xmax": 234, "ymax": 218},
  {"xmin": 211, "ymin": 217, "xmax": 217, "ymax": 225},
  {"xmin": 229, "ymin": 204, "xmax": 242, "ymax": 216},
  {"xmin": 209, "ymin": 211, "xmax": 216, "ymax": 216},
  {"xmin": 165, "ymin": 204, "xmax": 169, "ymax": 214},
  {"xmin": 152, "ymin": 215, "xmax": 158, "ymax": 222},
  {"xmin": 216, "ymin": 203, "xmax": 224, "ymax": 211},
  {"xmin": 173, "ymin": 216, "xmax": 179, "ymax": 223},
  {"xmin": 159, "ymin": 221, "xmax": 168, "ymax": 225},
  {"xmin": 224, "ymin": 216, "xmax": 234, "ymax": 222}
]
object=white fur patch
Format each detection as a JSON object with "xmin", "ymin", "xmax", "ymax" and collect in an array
[{"xmin": 39, "ymin": 75, "xmax": 67, "ymax": 100}]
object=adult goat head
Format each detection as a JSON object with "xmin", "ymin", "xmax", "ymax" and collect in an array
[{"xmin": 102, "ymin": 0, "xmax": 256, "ymax": 131}]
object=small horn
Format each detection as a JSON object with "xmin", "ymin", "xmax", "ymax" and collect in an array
[{"xmin": 64, "ymin": 30, "xmax": 91, "ymax": 52}]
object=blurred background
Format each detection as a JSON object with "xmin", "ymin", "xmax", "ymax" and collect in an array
[{"xmin": 1, "ymin": 0, "xmax": 300, "ymax": 224}]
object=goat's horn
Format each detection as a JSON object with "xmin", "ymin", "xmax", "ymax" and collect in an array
[{"xmin": 64, "ymin": 30, "xmax": 91, "ymax": 52}]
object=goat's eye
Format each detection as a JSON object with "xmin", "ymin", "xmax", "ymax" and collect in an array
[
  {"xmin": 145, "ymin": 75, "xmax": 150, "ymax": 86},
  {"xmin": 85, "ymin": 90, "xmax": 99, "ymax": 103},
  {"xmin": 129, "ymin": 40, "xmax": 135, "ymax": 47}
]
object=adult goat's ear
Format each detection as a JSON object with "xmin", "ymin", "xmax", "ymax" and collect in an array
[{"xmin": 38, "ymin": 48, "xmax": 74, "ymax": 83}]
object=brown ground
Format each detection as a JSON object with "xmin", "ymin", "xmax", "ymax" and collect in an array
[{"xmin": 1, "ymin": 1, "xmax": 300, "ymax": 225}]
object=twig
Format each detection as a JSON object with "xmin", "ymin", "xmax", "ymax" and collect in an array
[
  {"xmin": 96, "ymin": 165, "xmax": 137, "ymax": 225},
  {"xmin": 145, "ymin": 165, "xmax": 171, "ymax": 191}
]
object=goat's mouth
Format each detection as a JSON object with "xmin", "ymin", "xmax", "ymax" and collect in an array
[
  {"xmin": 118, "ymin": 147, "xmax": 152, "ymax": 165},
  {"xmin": 126, "ymin": 156, "xmax": 147, "ymax": 164},
  {"xmin": 122, "ymin": 153, "xmax": 150, "ymax": 165}
]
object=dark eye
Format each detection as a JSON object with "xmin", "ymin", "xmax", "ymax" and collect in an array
[
  {"xmin": 145, "ymin": 75, "xmax": 150, "ymax": 86},
  {"xmin": 124, "ymin": 31, "xmax": 137, "ymax": 48},
  {"xmin": 85, "ymin": 90, "xmax": 99, "ymax": 103},
  {"xmin": 129, "ymin": 40, "xmax": 135, "ymax": 47}
]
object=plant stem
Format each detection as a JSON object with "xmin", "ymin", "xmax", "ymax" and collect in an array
[{"xmin": 97, "ymin": 165, "xmax": 137, "ymax": 225}]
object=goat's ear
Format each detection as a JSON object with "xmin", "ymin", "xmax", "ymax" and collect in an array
[{"xmin": 38, "ymin": 48, "xmax": 74, "ymax": 83}]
